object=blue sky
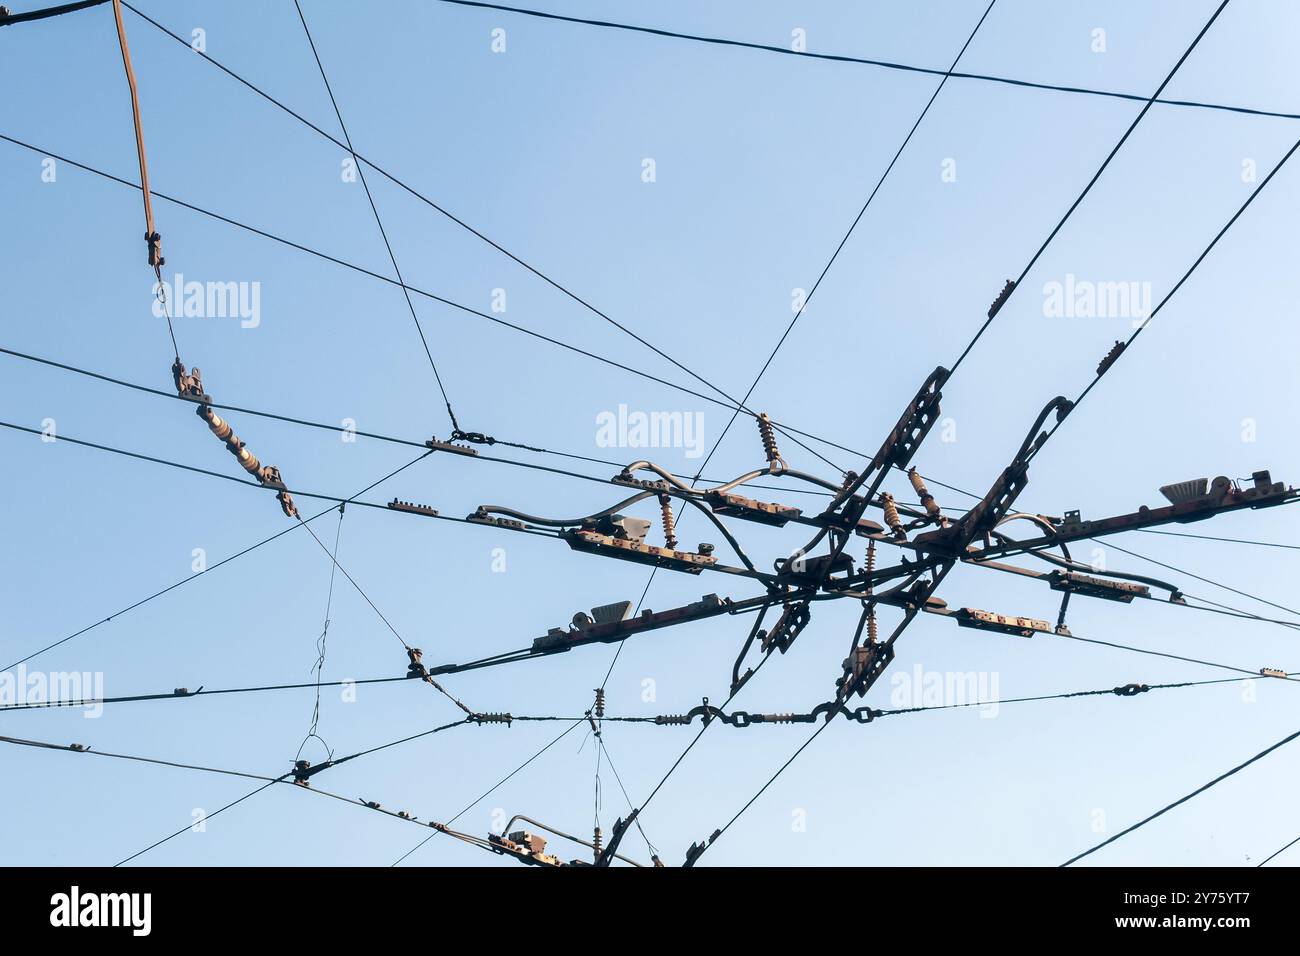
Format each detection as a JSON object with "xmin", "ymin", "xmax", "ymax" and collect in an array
[{"xmin": 1, "ymin": 0, "xmax": 1298, "ymax": 867}]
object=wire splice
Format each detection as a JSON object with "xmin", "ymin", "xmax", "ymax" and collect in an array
[
  {"xmin": 1096, "ymin": 339, "xmax": 1127, "ymax": 376},
  {"xmin": 987, "ymin": 279, "xmax": 1016, "ymax": 318}
]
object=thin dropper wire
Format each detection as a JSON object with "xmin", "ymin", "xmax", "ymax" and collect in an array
[
  {"xmin": 292, "ymin": 0, "xmax": 459, "ymax": 431},
  {"xmin": 705, "ymin": 0, "xmax": 998, "ymax": 475},
  {"xmin": 390, "ymin": 717, "xmax": 584, "ymax": 866},
  {"xmin": 1, "ymin": 449, "xmax": 434, "ymax": 671}
]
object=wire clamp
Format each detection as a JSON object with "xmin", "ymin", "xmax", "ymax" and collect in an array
[
  {"xmin": 406, "ymin": 647, "xmax": 432, "ymax": 683},
  {"xmin": 451, "ymin": 429, "xmax": 496, "ymax": 446},
  {"xmin": 683, "ymin": 829, "xmax": 721, "ymax": 868},
  {"xmin": 145, "ymin": 230, "xmax": 164, "ymax": 269},
  {"xmin": 171, "ymin": 359, "xmax": 209, "ymax": 402}
]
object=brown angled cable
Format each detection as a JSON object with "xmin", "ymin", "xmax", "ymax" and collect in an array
[
  {"xmin": 110, "ymin": 0, "xmax": 178, "ymax": 358},
  {"xmin": 110, "ymin": 0, "xmax": 155, "ymax": 244}
]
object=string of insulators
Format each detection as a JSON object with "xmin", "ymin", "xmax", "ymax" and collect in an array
[
  {"xmin": 195, "ymin": 403, "xmax": 298, "ymax": 518},
  {"xmin": 880, "ymin": 492, "xmax": 905, "ymax": 539},
  {"xmin": 471, "ymin": 712, "xmax": 514, "ymax": 725},
  {"xmin": 593, "ymin": 687, "xmax": 606, "ymax": 719},
  {"xmin": 756, "ymin": 412, "xmax": 786, "ymax": 471},
  {"xmin": 593, "ymin": 827, "xmax": 603, "ymax": 862},
  {"xmin": 907, "ymin": 466, "xmax": 946, "ymax": 526},
  {"xmin": 659, "ymin": 494, "xmax": 677, "ymax": 550},
  {"xmin": 864, "ymin": 541, "xmax": 878, "ymax": 643},
  {"xmin": 654, "ymin": 714, "xmax": 691, "ymax": 725}
]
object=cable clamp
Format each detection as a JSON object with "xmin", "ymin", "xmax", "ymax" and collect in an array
[
  {"xmin": 171, "ymin": 359, "xmax": 209, "ymax": 402},
  {"xmin": 145, "ymin": 230, "xmax": 164, "ymax": 269},
  {"xmin": 683, "ymin": 829, "xmax": 721, "ymax": 868},
  {"xmin": 292, "ymin": 758, "xmax": 334, "ymax": 787},
  {"xmin": 451, "ymin": 429, "xmax": 496, "ymax": 446},
  {"xmin": 406, "ymin": 647, "xmax": 431, "ymax": 682}
]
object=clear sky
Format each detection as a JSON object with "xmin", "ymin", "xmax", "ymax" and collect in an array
[{"xmin": 2, "ymin": 0, "xmax": 1298, "ymax": 867}]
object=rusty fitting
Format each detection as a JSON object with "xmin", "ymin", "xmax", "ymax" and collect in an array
[
  {"xmin": 171, "ymin": 359, "xmax": 204, "ymax": 400},
  {"xmin": 907, "ymin": 467, "xmax": 945, "ymax": 525},
  {"xmin": 881, "ymin": 492, "xmax": 905, "ymax": 539}
]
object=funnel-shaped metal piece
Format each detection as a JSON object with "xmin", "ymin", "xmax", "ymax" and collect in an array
[{"xmin": 1159, "ymin": 478, "xmax": 1208, "ymax": 504}]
